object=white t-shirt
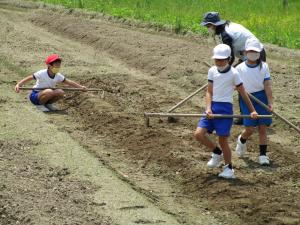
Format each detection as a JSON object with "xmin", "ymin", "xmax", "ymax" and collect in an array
[
  {"xmin": 33, "ymin": 69, "xmax": 65, "ymax": 89},
  {"xmin": 218, "ymin": 22, "xmax": 263, "ymax": 60},
  {"xmin": 208, "ymin": 66, "xmax": 243, "ymax": 103},
  {"xmin": 236, "ymin": 62, "xmax": 270, "ymax": 93}
]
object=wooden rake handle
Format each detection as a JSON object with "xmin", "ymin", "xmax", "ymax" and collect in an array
[
  {"xmin": 144, "ymin": 112, "xmax": 272, "ymax": 127},
  {"xmin": 19, "ymin": 87, "xmax": 103, "ymax": 91},
  {"xmin": 248, "ymin": 93, "xmax": 300, "ymax": 133},
  {"xmin": 145, "ymin": 113, "xmax": 272, "ymax": 118},
  {"xmin": 167, "ymin": 83, "xmax": 207, "ymax": 113}
]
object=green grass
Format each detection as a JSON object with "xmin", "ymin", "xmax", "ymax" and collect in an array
[{"xmin": 30, "ymin": 0, "xmax": 300, "ymax": 49}]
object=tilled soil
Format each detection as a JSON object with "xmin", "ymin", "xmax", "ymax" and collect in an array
[
  {"xmin": 0, "ymin": 139, "xmax": 113, "ymax": 225},
  {"xmin": 1, "ymin": 1, "xmax": 299, "ymax": 224}
]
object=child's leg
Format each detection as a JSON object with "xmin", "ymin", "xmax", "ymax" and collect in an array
[
  {"xmin": 241, "ymin": 126, "xmax": 255, "ymax": 140},
  {"xmin": 218, "ymin": 136, "xmax": 235, "ymax": 178},
  {"xmin": 258, "ymin": 125, "xmax": 270, "ymax": 165},
  {"xmin": 236, "ymin": 126, "xmax": 255, "ymax": 157},
  {"xmin": 258, "ymin": 125, "xmax": 267, "ymax": 145},
  {"xmin": 194, "ymin": 127, "xmax": 216, "ymax": 150},
  {"xmin": 46, "ymin": 90, "xmax": 64, "ymax": 104},
  {"xmin": 38, "ymin": 89, "xmax": 65, "ymax": 105},
  {"xmin": 258, "ymin": 125, "xmax": 268, "ymax": 155},
  {"xmin": 218, "ymin": 136, "xmax": 231, "ymax": 165},
  {"xmin": 195, "ymin": 127, "xmax": 223, "ymax": 168}
]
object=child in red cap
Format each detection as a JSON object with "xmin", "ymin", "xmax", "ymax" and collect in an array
[{"xmin": 15, "ymin": 54, "xmax": 86, "ymax": 112}]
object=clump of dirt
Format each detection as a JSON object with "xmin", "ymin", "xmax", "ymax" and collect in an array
[
  {"xmin": 0, "ymin": 139, "xmax": 114, "ymax": 225},
  {"xmin": 0, "ymin": 96, "xmax": 10, "ymax": 106}
]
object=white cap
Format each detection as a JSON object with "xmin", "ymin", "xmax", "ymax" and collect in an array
[
  {"xmin": 245, "ymin": 38, "xmax": 263, "ymax": 52},
  {"xmin": 212, "ymin": 44, "xmax": 231, "ymax": 59}
]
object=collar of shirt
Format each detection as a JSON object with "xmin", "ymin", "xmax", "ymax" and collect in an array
[
  {"xmin": 246, "ymin": 61, "xmax": 259, "ymax": 68},
  {"xmin": 218, "ymin": 65, "xmax": 232, "ymax": 73},
  {"xmin": 47, "ymin": 69, "xmax": 56, "ymax": 79}
]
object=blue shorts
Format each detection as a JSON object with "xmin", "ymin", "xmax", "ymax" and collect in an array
[
  {"xmin": 198, "ymin": 102, "xmax": 233, "ymax": 137},
  {"xmin": 240, "ymin": 90, "xmax": 272, "ymax": 127},
  {"xmin": 29, "ymin": 91, "xmax": 41, "ymax": 105}
]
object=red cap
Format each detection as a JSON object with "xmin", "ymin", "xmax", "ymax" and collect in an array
[{"xmin": 45, "ymin": 54, "xmax": 62, "ymax": 65}]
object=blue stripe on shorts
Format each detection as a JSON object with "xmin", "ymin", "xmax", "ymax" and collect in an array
[
  {"xmin": 29, "ymin": 91, "xmax": 41, "ymax": 105},
  {"xmin": 197, "ymin": 102, "xmax": 233, "ymax": 137},
  {"xmin": 240, "ymin": 90, "xmax": 272, "ymax": 127}
]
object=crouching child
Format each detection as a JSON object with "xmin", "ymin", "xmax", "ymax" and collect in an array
[{"xmin": 15, "ymin": 54, "xmax": 86, "ymax": 112}]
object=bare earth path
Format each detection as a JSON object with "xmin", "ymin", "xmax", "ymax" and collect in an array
[{"xmin": 0, "ymin": 1, "xmax": 299, "ymax": 224}]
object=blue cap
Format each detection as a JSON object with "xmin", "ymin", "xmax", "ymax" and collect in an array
[{"xmin": 200, "ymin": 12, "xmax": 226, "ymax": 26}]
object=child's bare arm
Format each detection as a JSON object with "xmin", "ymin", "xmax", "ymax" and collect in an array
[
  {"xmin": 63, "ymin": 79, "xmax": 86, "ymax": 90},
  {"xmin": 236, "ymin": 85, "xmax": 258, "ymax": 118},
  {"xmin": 206, "ymin": 82, "xmax": 213, "ymax": 118},
  {"xmin": 15, "ymin": 75, "xmax": 34, "ymax": 93},
  {"xmin": 264, "ymin": 80, "xmax": 273, "ymax": 111}
]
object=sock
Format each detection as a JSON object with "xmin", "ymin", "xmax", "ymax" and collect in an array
[
  {"xmin": 240, "ymin": 136, "xmax": 247, "ymax": 144},
  {"xmin": 259, "ymin": 145, "xmax": 267, "ymax": 156},
  {"xmin": 228, "ymin": 164, "xmax": 233, "ymax": 169},
  {"xmin": 213, "ymin": 146, "xmax": 222, "ymax": 155}
]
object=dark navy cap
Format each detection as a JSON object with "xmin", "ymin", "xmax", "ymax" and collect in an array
[{"xmin": 200, "ymin": 12, "xmax": 226, "ymax": 26}]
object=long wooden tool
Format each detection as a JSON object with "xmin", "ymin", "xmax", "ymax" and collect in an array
[
  {"xmin": 167, "ymin": 62, "xmax": 213, "ymax": 113},
  {"xmin": 167, "ymin": 83, "xmax": 207, "ymax": 113},
  {"xmin": 248, "ymin": 93, "xmax": 300, "ymax": 134},
  {"xmin": 19, "ymin": 87, "xmax": 103, "ymax": 91},
  {"xmin": 144, "ymin": 112, "xmax": 272, "ymax": 127},
  {"xmin": 166, "ymin": 63, "xmax": 211, "ymax": 123},
  {"xmin": 203, "ymin": 61, "xmax": 300, "ymax": 134}
]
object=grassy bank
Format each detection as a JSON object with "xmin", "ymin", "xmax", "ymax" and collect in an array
[{"xmin": 29, "ymin": 0, "xmax": 299, "ymax": 49}]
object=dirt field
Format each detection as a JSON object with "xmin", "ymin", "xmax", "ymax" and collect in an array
[{"xmin": 0, "ymin": 1, "xmax": 299, "ymax": 224}]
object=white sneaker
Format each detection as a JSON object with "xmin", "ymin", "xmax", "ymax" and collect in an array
[
  {"xmin": 259, "ymin": 155, "xmax": 270, "ymax": 166},
  {"xmin": 207, "ymin": 153, "xmax": 223, "ymax": 168},
  {"xmin": 235, "ymin": 135, "xmax": 247, "ymax": 157},
  {"xmin": 36, "ymin": 105, "xmax": 50, "ymax": 112},
  {"xmin": 45, "ymin": 103, "xmax": 60, "ymax": 111},
  {"xmin": 218, "ymin": 165, "xmax": 235, "ymax": 179}
]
